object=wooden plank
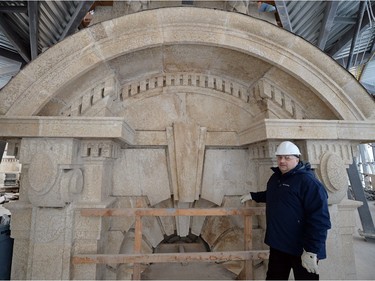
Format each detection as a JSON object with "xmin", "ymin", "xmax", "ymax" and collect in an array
[
  {"xmin": 80, "ymin": 207, "xmax": 266, "ymax": 217},
  {"xmin": 244, "ymin": 214, "xmax": 253, "ymax": 280},
  {"xmin": 132, "ymin": 199, "xmax": 143, "ymax": 280},
  {"xmin": 132, "ymin": 214, "xmax": 142, "ymax": 280},
  {"xmin": 76, "ymin": 204, "xmax": 269, "ymax": 279},
  {"xmin": 244, "ymin": 216, "xmax": 252, "ymax": 248},
  {"xmin": 72, "ymin": 250, "xmax": 270, "ymax": 264}
]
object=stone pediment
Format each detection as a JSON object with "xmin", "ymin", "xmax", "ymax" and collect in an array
[{"xmin": 1, "ymin": 8, "xmax": 373, "ymax": 121}]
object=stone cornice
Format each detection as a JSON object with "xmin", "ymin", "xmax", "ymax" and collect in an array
[
  {"xmin": 239, "ymin": 119, "xmax": 375, "ymax": 145},
  {"xmin": 1, "ymin": 117, "xmax": 374, "ymax": 146},
  {"xmin": 0, "ymin": 116, "xmax": 135, "ymax": 145}
]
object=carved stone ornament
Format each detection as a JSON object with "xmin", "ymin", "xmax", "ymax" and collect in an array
[
  {"xmin": 60, "ymin": 168, "xmax": 84, "ymax": 203},
  {"xmin": 319, "ymin": 152, "xmax": 348, "ymax": 204},
  {"xmin": 28, "ymin": 152, "xmax": 58, "ymax": 195},
  {"xmin": 27, "ymin": 153, "xmax": 83, "ymax": 207}
]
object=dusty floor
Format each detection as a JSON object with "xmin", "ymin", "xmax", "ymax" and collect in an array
[{"xmin": 353, "ymin": 200, "xmax": 375, "ymax": 280}]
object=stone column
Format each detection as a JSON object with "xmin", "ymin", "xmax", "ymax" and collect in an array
[
  {"xmin": 320, "ymin": 199, "xmax": 362, "ymax": 279},
  {"xmin": 7, "ymin": 138, "xmax": 83, "ymax": 280},
  {"xmin": 303, "ymin": 140, "xmax": 361, "ymax": 279},
  {"xmin": 72, "ymin": 140, "xmax": 120, "ymax": 280}
]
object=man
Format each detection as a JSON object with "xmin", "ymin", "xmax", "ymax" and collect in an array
[{"xmin": 240, "ymin": 141, "xmax": 331, "ymax": 280}]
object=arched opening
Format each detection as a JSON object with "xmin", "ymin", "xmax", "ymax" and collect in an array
[{"xmin": 141, "ymin": 232, "xmax": 238, "ymax": 280}]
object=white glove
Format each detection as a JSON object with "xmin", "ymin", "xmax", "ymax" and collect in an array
[
  {"xmin": 301, "ymin": 249, "xmax": 319, "ymax": 274},
  {"xmin": 240, "ymin": 193, "xmax": 252, "ymax": 204}
]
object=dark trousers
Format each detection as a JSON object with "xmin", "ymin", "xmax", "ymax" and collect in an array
[{"xmin": 266, "ymin": 248, "xmax": 319, "ymax": 280}]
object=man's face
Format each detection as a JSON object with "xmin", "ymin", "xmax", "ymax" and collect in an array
[{"xmin": 276, "ymin": 155, "xmax": 299, "ymax": 174}]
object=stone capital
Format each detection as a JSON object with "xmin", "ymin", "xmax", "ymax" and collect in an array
[{"xmin": 19, "ymin": 138, "xmax": 84, "ymax": 207}]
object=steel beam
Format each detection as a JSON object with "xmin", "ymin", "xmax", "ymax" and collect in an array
[
  {"xmin": 28, "ymin": 1, "xmax": 39, "ymax": 60},
  {"xmin": 0, "ymin": 140, "xmax": 6, "ymax": 164},
  {"xmin": 0, "ymin": 15, "xmax": 30, "ymax": 63},
  {"xmin": 274, "ymin": 1, "xmax": 292, "ymax": 32},
  {"xmin": 346, "ymin": 1, "xmax": 366, "ymax": 69},
  {"xmin": 318, "ymin": 1, "xmax": 339, "ymax": 50},
  {"xmin": 60, "ymin": 1, "xmax": 95, "ymax": 40},
  {"xmin": 347, "ymin": 159, "xmax": 375, "ymax": 241}
]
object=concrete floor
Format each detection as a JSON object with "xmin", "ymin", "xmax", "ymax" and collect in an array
[
  {"xmin": 353, "ymin": 200, "xmax": 375, "ymax": 280},
  {"xmin": 1, "ymin": 200, "xmax": 375, "ymax": 280}
]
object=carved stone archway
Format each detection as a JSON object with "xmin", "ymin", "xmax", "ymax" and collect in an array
[{"xmin": 0, "ymin": 7, "xmax": 374, "ymax": 280}]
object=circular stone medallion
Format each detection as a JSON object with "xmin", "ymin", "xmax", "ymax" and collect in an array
[
  {"xmin": 28, "ymin": 153, "xmax": 57, "ymax": 194},
  {"xmin": 320, "ymin": 152, "xmax": 348, "ymax": 193}
]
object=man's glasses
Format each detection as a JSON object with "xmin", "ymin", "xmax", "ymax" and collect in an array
[{"xmin": 276, "ymin": 155, "xmax": 298, "ymax": 161}]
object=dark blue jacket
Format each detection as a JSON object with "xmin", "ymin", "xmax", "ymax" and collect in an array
[{"xmin": 251, "ymin": 161, "xmax": 331, "ymax": 259}]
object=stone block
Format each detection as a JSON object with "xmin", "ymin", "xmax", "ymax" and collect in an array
[
  {"xmin": 201, "ymin": 149, "xmax": 256, "ymax": 205},
  {"xmin": 112, "ymin": 149, "xmax": 171, "ymax": 206}
]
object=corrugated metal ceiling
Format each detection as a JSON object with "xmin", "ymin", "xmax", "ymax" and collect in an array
[{"xmin": 0, "ymin": 0, "xmax": 374, "ymax": 96}]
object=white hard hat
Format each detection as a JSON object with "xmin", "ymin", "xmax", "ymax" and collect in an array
[{"xmin": 275, "ymin": 141, "xmax": 301, "ymax": 156}]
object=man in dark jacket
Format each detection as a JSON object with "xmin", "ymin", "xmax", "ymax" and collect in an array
[{"xmin": 240, "ymin": 141, "xmax": 331, "ymax": 280}]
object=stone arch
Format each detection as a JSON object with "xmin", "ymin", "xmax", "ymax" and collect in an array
[
  {"xmin": 0, "ymin": 7, "xmax": 373, "ymax": 121},
  {"xmin": 113, "ymin": 197, "xmax": 251, "ymax": 280}
]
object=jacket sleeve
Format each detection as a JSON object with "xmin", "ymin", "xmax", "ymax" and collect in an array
[
  {"xmin": 302, "ymin": 176, "xmax": 331, "ymax": 259},
  {"xmin": 250, "ymin": 191, "xmax": 267, "ymax": 203}
]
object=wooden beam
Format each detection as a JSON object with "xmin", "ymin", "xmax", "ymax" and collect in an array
[
  {"xmin": 133, "ymin": 215, "xmax": 142, "ymax": 280},
  {"xmin": 80, "ymin": 207, "xmax": 266, "ymax": 217},
  {"xmin": 244, "ymin": 214, "xmax": 253, "ymax": 280},
  {"xmin": 243, "ymin": 200, "xmax": 255, "ymax": 280},
  {"xmin": 75, "ymin": 204, "xmax": 269, "ymax": 279},
  {"xmin": 72, "ymin": 250, "xmax": 270, "ymax": 265}
]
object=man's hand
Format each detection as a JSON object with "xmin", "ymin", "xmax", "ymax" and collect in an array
[
  {"xmin": 301, "ymin": 249, "xmax": 319, "ymax": 274},
  {"xmin": 240, "ymin": 193, "xmax": 252, "ymax": 204}
]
